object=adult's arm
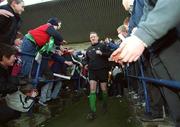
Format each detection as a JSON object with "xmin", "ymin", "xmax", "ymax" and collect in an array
[
  {"xmin": 46, "ymin": 26, "xmax": 63, "ymax": 45},
  {"xmin": 134, "ymin": 0, "xmax": 180, "ymax": 46},
  {"xmin": 0, "ymin": 9, "xmax": 14, "ymax": 17}
]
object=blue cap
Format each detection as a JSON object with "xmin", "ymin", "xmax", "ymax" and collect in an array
[{"xmin": 47, "ymin": 17, "xmax": 59, "ymax": 26}]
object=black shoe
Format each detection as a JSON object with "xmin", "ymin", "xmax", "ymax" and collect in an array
[
  {"xmin": 102, "ymin": 103, "xmax": 107, "ymax": 114},
  {"xmin": 86, "ymin": 111, "xmax": 96, "ymax": 120},
  {"xmin": 140, "ymin": 113, "xmax": 164, "ymax": 122}
]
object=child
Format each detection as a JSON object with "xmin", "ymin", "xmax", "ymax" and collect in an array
[
  {"xmin": 0, "ymin": 44, "xmax": 37, "ymax": 123},
  {"xmin": 0, "ymin": 44, "xmax": 18, "ymax": 96}
]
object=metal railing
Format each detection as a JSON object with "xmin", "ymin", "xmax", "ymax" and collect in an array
[{"xmin": 125, "ymin": 57, "xmax": 180, "ymax": 113}]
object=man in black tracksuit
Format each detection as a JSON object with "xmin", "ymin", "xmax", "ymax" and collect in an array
[{"xmin": 83, "ymin": 32, "xmax": 112, "ymax": 120}]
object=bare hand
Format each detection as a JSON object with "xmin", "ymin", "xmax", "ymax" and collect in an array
[
  {"xmin": 96, "ymin": 50, "xmax": 102, "ymax": 55},
  {"xmin": 84, "ymin": 65, "xmax": 88, "ymax": 70},
  {"xmin": 63, "ymin": 40, "xmax": 68, "ymax": 44},
  {"xmin": 79, "ymin": 63, "xmax": 83, "ymax": 68},
  {"xmin": 111, "ymin": 35, "xmax": 146, "ymax": 63},
  {"xmin": 0, "ymin": 9, "xmax": 14, "ymax": 17},
  {"xmin": 110, "ymin": 41, "xmax": 126, "ymax": 61},
  {"xmin": 56, "ymin": 50, "xmax": 63, "ymax": 56},
  {"xmin": 64, "ymin": 61, "xmax": 73, "ymax": 66}
]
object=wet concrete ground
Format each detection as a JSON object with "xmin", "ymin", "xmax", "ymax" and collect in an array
[
  {"xmin": 1, "ymin": 90, "xmax": 174, "ymax": 127},
  {"xmin": 43, "ymin": 96, "xmax": 140, "ymax": 127}
]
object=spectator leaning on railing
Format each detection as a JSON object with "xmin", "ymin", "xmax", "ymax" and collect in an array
[{"xmin": 111, "ymin": 0, "xmax": 180, "ymax": 126}]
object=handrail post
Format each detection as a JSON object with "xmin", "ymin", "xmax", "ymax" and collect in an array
[
  {"xmin": 32, "ymin": 54, "xmax": 42, "ymax": 88},
  {"xmin": 125, "ymin": 64, "xmax": 130, "ymax": 91},
  {"xmin": 138, "ymin": 58, "xmax": 151, "ymax": 113}
]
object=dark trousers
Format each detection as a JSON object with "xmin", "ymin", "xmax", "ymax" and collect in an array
[
  {"xmin": 150, "ymin": 39, "xmax": 180, "ymax": 127},
  {"xmin": 148, "ymin": 84, "xmax": 164, "ymax": 116},
  {"xmin": 144, "ymin": 64, "xmax": 164, "ymax": 116},
  {"xmin": 0, "ymin": 104, "xmax": 21, "ymax": 123},
  {"xmin": 112, "ymin": 73, "xmax": 125, "ymax": 96}
]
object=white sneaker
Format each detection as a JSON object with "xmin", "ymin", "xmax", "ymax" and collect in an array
[
  {"xmin": 128, "ymin": 91, "xmax": 135, "ymax": 95},
  {"xmin": 132, "ymin": 94, "xmax": 139, "ymax": 99},
  {"xmin": 116, "ymin": 95, "xmax": 122, "ymax": 98},
  {"xmin": 38, "ymin": 100, "xmax": 47, "ymax": 107},
  {"xmin": 46, "ymin": 98, "xmax": 51, "ymax": 101}
]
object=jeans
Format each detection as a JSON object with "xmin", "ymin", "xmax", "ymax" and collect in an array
[
  {"xmin": 20, "ymin": 37, "xmax": 37, "ymax": 77},
  {"xmin": 39, "ymin": 82, "xmax": 53, "ymax": 103},
  {"xmin": 51, "ymin": 81, "xmax": 62, "ymax": 99}
]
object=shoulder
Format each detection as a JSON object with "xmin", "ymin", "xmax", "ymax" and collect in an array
[
  {"xmin": 98, "ymin": 42, "xmax": 107, "ymax": 48},
  {"xmin": 46, "ymin": 24, "xmax": 56, "ymax": 31},
  {"xmin": 0, "ymin": 5, "xmax": 14, "ymax": 14},
  {"xmin": 99, "ymin": 42, "xmax": 105, "ymax": 46},
  {"xmin": 87, "ymin": 45, "xmax": 92, "ymax": 51}
]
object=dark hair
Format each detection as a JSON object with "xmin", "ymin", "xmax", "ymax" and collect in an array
[
  {"xmin": 90, "ymin": 32, "xmax": 98, "ymax": 36},
  {"xmin": 47, "ymin": 17, "xmax": 60, "ymax": 26},
  {"xmin": 7, "ymin": 0, "xmax": 24, "ymax": 5},
  {"xmin": 0, "ymin": 43, "xmax": 17, "ymax": 61},
  {"xmin": 20, "ymin": 84, "xmax": 33, "ymax": 94}
]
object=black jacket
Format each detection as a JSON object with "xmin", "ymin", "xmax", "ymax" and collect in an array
[
  {"xmin": 0, "ymin": 64, "xmax": 18, "ymax": 97},
  {"xmin": 0, "ymin": 5, "xmax": 22, "ymax": 45},
  {"xmin": 83, "ymin": 42, "xmax": 112, "ymax": 70}
]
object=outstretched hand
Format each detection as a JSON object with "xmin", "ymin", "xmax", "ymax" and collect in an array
[
  {"xmin": 64, "ymin": 61, "xmax": 73, "ymax": 66},
  {"xmin": 110, "ymin": 35, "xmax": 146, "ymax": 63}
]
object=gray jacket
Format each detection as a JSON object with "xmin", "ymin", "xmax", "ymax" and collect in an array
[{"xmin": 134, "ymin": 0, "xmax": 180, "ymax": 46}]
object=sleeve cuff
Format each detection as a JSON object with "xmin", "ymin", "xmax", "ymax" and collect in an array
[
  {"xmin": 133, "ymin": 28, "xmax": 155, "ymax": 47},
  {"xmin": 131, "ymin": 35, "xmax": 148, "ymax": 48}
]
